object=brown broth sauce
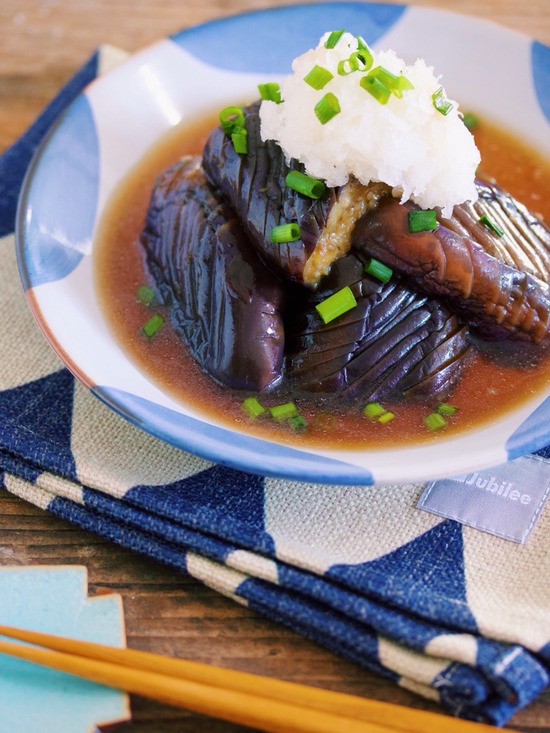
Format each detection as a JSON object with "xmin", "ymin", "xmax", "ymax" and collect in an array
[{"xmin": 94, "ymin": 113, "xmax": 550, "ymax": 449}]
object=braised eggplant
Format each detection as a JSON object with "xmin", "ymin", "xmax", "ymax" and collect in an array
[
  {"xmin": 140, "ymin": 157, "xmax": 286, "ymax": 391},
  {"xmin": 352, "ymin": 180, "xmax": 550, "ymax": 343},
  {"xmin": 202, "ymin": 102, "xmax": 384, "ymax": 285},
  {"xmin": 286, "ymin": 253, "xmax": 471, "ymax": 403}
]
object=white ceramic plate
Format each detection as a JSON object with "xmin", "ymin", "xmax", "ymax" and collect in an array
[{"xmin": 16, "ymin": 3, "xmax": 550, "ymax": 485}]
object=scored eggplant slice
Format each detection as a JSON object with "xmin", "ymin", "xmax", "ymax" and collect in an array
[
  {"xmin": 352, "ymin": 179, "xmax": 550, "ymax": 343},
  {"xmin": 202, "ymin": 102, "xmax": 385, "ymax": 285},
  {"xmin": 140, "ymin": 157, "xmax": 286, "ymax": 391},
  {"xmin": 285, "ymin": 252, "xmax": 472, "ymax": 403}
]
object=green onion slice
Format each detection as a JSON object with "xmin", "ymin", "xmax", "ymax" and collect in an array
[
  {"xmin": 393, "ymin": 75, "xmax": 414, "ymax": 99},
  {"xmin": 360, "ymin": 75, "xmax": 390, "ymax": 105},
  {"xmin": 377, "ymin": 411, "xmax": 395, "ymax": 424},
  {"xmin": 219, "ymin": 106, "xmax": 245, "ymax": 133},
  {"xmin": 269, "ymin": 402, "xmax": 298, "ymax": 420},
  {"xmin": 136, "ymin": 284, "xmax": 155, "ymax": 306},
  {"xmin": 408, "ymin": 209, "xmax": 437, "ymax": 233},
  {"xmin": 142, "ymin": 314, "xmax": 164, "ymax": 338},
  {"xmin": 285, "ymin": 170, "xmax": 326, "ymax": 199},
  {"xmin": 355, "ymin": 38, "xmax": 374, "ymax": 72},
  {"xmin": 432, "ymin": 87, "xmax": 453, "ymax": 116},
  {"xmin": 315, "ymin": 286, "xmax": 357, "ymax": 324},
  {"xmin": 314, "ymin": 92, "xmax": 341, "ymax": 124},
  {"xmin": 258, "ymin": 82, "xmax": 282, "ymax": 103},
  {"xmin": 337, "ymin": 51, "xmax": 372, "ymax": 76},
  {"xmin": 269, "ymin": 222, "xmax": 301, "ymax": 243},
  {"xmin": 437, "ymin": 403, "xmax": 458, "ymax": 416},
  {"xmin": 363, "ymin": 402, "xmax": 386, "ymax": 419},
  {"xmin": 324, "ymin": 29, "xmax": 345, "ymax": 48},
  {"xmin": 356, "ymin": 50, "xmax": 374, "ymax": 71},
  {"xmin": 304, "ymin": 64, "xmax": 334, "ymax": 90},
  {"xmin": 424, "ymin": 412, "xmax": 447, "ymax": 431},
  {"xmin": 462, "ymin": 112, "xmax": 479, "ymax": 130},
  {"xmin": 242, "ymin": 397, "xmax": 266, "ymax": 418},
  {"xmin": 231, "ymin": 130, "xmax": 248, "ymax": 154},
  {"xmin": 371, "ymin": 65, "xmax": 399, "ymax": 89},
  {"xmin": 479, "ymin": 214, "xmax": 504, "ymax": 238},
  {"xmin": 364, "ymin": 258, "xmax": 393, "ymax": 283},
  {"xmin": 288, "ymin": 414, "xmax": 308, "ymax": 432},
  {"xmin": 337, "ymin": 55, "xmax": 360, "ymax": 76}
]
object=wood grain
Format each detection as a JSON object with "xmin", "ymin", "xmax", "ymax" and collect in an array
[{"xmin": 1, "ymin": 1, "xmax": 550, "ymax": 731}]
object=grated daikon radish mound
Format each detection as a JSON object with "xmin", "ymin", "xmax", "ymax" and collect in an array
[{"xmin": 259, "ymin": 32, "xmax": 480, "ymax": 218}]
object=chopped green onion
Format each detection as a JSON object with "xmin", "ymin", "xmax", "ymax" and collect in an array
[
  {"xmin": 285, "ymin": 170, "xmax": 326, "ymax": 199},
  {"xmin": 356, "ymin": 49, "xmax": 373, "ymax": 71},
  {"xmin": 258, "ymin": 82, "xmax": 282, "ymax": 103},
  {"xmin": 337, "ymin": 51, "xmax": 372, "ymax": 76},
  {"xmin": 356, "ymin": 35, "xmax": 373, "ymax": 65},
  {"xmin": 288, "ymin": 414, "xmax": 308, "ymax": 432},
  {"xmin": 218, "ymin": 106, "xmax": 245, "ymax": 133},
  {"xmin": 337, "ymin": 50, "xmax": 370, "ymax": 76},
  {"xmin": 142, "ymin": 314, "xmax": 164, "ymax": 338},
  {"xmin": 304, "ymin": 64, "xmax": 334, "ymax": 90},
  {"xmin": 377, "ymin": 411, "xmax": 395, "ymax": 424},
  {"xmin": 363, "ymin": 402, "xmax": 386, "ymax": 419},
  {"xmin": 432, "ymin": 87, "xmax": 453, "ymax": 116},
  {"xmin": 437, "ymin": 403, "xmax": 458, "ymax": 416},
  {"xmin": 269, "ymin": 402, "xmax": 298, "ymax": 420},
  {"xmin": 424, "ymin": 412, "xmax": 447, "ymax": 431},
  {"xmin": 315, "ymin": 286, "xmax": 357, "ymax": 324},
  {"xmin": 408, "ymin": 209, "xmax": 437, "ymax": 233},
  {"xmin": 136, "ymin": 284, "xmax": 155, "ymax": 306},
  {"xmin": 462, "ymin": 112, "xmax": 479, "ymax": 130},
  {"xmin": 314, "ymin": 92, "xmax": 341, "ymax": 124},
  {"xmin": 231, "ymin": 130, "xmax": 248, "ymax": 154},
  {"xmin": 371, "ymin": 65, "xmax": 399, "ymax": 89},
  {"xmin": 242, "ymin": 397, "xmax": 266, "ymax": 418},
  {"xmin": 269, "ymin": 222, "xmax": 301, "ymax": 243},
  {"xmin": 324, "ymin": 29, "xmax": 345, "ymax": 48},
  {"xmin": 365, "ymin": 258, "xmax": 393, "ymax": 283},
  {"xmin": 360, "ymin": 65, "xmax": 412, "ymax": 103},
  {"xmin": 360, "ymin": 74, "xmax": 391, "ymax": 105},
  {"xmin": 479, "ymin": 214, "xmax": 504, "ymax": 238},
  {"xmin": 392, "ymin": 75, "xmax": 414, "ymax": 99},
  {"xmin": 337, "ymin": 55, "xmax": 360, "ymax": 76}
]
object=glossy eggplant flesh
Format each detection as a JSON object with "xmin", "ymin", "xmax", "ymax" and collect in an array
[
  {"xmin": 285, "ymin": 252, "xmax": 472, "ymax": 403},
  {"xmin": 202, "ymin": 102, "xmax": 385, "ymax": 284},
  {"xmin": 352, "ymin": 180, "xmax": 550, "ymax": 343},
  {"xmin": 140, "ymin": 157, "xmax": 286, "ymax": 391}
]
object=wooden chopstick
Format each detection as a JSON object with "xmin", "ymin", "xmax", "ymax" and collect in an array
[{"xmin": 0, "ymin": 625, "xmax": 514, "ymax": 733}]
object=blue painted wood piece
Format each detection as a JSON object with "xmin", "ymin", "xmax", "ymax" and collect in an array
[{"xmin": 0, "ymin": 566, "xmax": 130, "ymax": 733}]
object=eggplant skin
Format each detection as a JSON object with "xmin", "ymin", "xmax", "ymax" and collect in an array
[
  {"xmin": 140, "ymin": 157, "xmax": 286, "ymax": 391},
  {"xmin": 286, "ymin": 252, "xmax": 472, "ymax": 404},
  {"xmin": 202, "ymin": 102, "xmax": 337, "ymax": 282},
  {"xmin": 352, "ymin": 180, "xmax": 550, "ymax": 343}
]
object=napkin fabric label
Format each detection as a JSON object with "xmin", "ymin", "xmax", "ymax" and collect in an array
[{"xmin": 417, "ymin": 455, "xmax": 550, "ymax": 543}]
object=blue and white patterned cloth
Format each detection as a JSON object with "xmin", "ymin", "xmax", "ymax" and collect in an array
[{"xmin": 1, "ymin": 46, "xmax": 550, "ymax": 727}]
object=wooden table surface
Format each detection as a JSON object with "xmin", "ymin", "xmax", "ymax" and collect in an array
[{"xmin": 1, "ymin": 1, "xmax": 549, "ymax": 731}]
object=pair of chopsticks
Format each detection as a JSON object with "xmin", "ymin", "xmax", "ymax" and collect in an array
[{"xmin": 0, "ymin": 624, "xmax": 514, "ymax": 733}]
